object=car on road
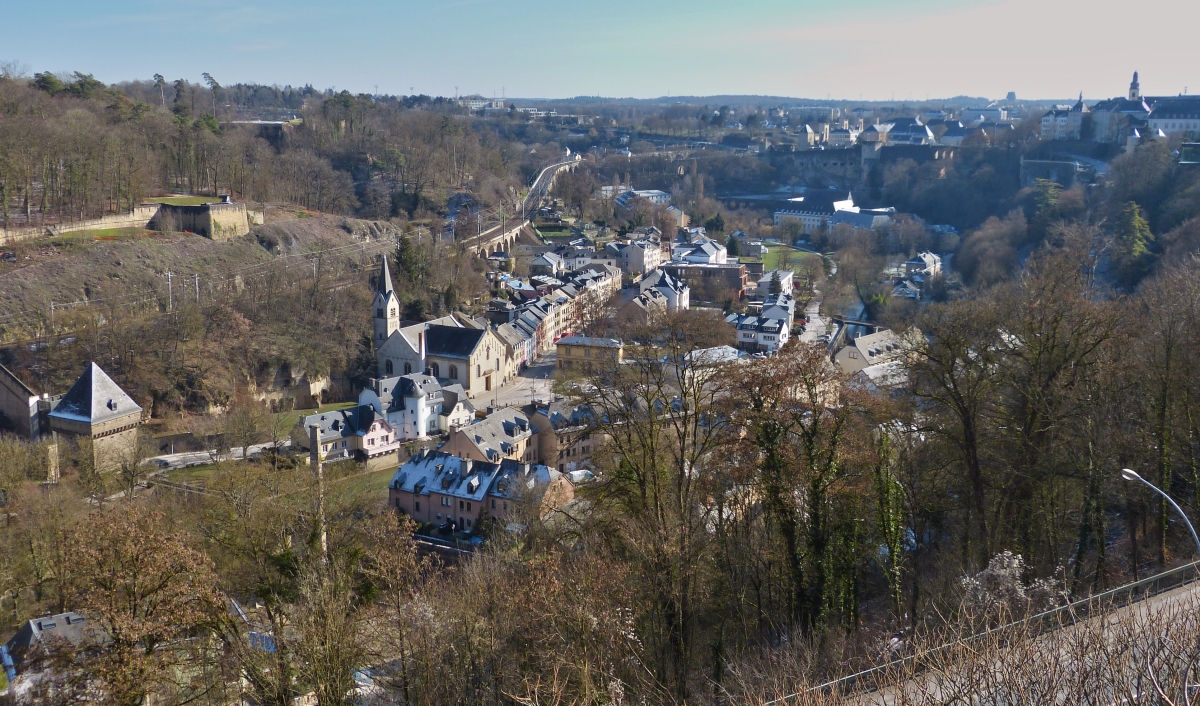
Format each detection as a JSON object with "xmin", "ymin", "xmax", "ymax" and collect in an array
[{"xmin": 154, "ymin": 459, "xmax": 171, "ymax": 469}]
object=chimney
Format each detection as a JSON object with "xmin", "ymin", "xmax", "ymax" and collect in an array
[
  {"xmin": 418, "ymin": 330, "xmax": 426, "ymax": 360},
  {"xmin": 220, "ymin": 194, "xmax": 232, "ymax": 204}
]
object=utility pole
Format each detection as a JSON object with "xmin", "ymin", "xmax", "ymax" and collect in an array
[
  {"xmin": 165, "ymin": 271, "xmax": 174, "ymax": 312},
  {"xmin": 309, "ymin": 424, "xmax": 329, "ymax": 565}
]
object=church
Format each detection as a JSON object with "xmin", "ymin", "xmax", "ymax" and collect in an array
[{"xmin": 372, "ymin": 257, "xmax": 509, "ymax": 398}]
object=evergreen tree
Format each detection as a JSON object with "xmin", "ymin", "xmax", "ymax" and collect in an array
[
  {"xmin": 770, "ymin": 270, "xmax": 782, "ymax": 295},
  {"xmin": 395, "ymin": 233, "xmax": 424, "ymax": 289},
  {"xmin": 1114, "ymin": 201, "xmax": 1155, "ymax": 284},
  {"xmin": 725, "ymin": 233, "xmax": 740, "ymax": 257}
]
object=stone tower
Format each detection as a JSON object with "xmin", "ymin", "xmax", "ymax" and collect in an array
[
  {"xmin": 1129, "ymin": 71, "xmax": 1141, "ymax": 101},
  {"xmin": 373, "ymin": 256, "xmax": 400, "ymax": 346}
]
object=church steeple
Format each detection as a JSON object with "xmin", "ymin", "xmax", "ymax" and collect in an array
[
  {"xmin": 373, "ymin": 255, "xmax": 399, "ymax": 346},
  {"xmin": 376, "ymin": 255, "xmax": 395, "ymax": 296},
  {"xmin": 1129, "ymin": 71, "xmax": 1141, "ymax": 101}
]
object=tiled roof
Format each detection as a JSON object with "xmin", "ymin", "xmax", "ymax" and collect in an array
[{"xmin": 48, "ymin": 363, "xmax": 141, "ymax": 425}]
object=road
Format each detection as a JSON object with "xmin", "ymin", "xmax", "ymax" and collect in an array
[
  {"xmin": 485, "ymin": 352, "xmax": 556, "ymax": 409},
  {"xmin": 799, "ymin": 288, "xmax": 828, "ymax": 344},
  {"xmin": 141, "ymin": 440, "xmax": 291, "ymax": 471}
]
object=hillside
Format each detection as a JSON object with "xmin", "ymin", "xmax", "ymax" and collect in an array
[
  {"xmin": 0, "ymin": 210, "xmax": 400, "ymax": 412},
  {"xmin": 0, "ymin": 210, "xmax": 398, "ymax": 343}
]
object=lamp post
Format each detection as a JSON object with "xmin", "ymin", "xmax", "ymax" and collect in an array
[{"xmin": 1121, "ymin": 468, "xmax": 1200, "ymax": 559}]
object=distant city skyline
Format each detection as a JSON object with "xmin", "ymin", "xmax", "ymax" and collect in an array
[{"xmin": 6, "ymin": 0, "xmax": 1198, "ymax": 102}]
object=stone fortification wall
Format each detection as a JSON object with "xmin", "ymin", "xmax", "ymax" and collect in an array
[
  {"xmin": 0, "ymin": 362, "xmax": 40, "ymax": 438},
  {"xmin": 150, "ymin": 203, "xmax": 250, "ymax": 241},
  {"xmin": 0, "ymin": 206, "xmax": 160, "ymax": 246}
]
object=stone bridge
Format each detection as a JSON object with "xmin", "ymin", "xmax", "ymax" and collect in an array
[{"xmin": 462, "ymin": 156, "xmax": 580, "ymax": 257}]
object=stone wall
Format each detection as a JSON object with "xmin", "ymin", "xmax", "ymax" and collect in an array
[
  {"xmin": 150, "ymin": 203, "xmax": 250, "ymax": 241},
  {"xmin": 0, "ymin": 362, "xmax": 40, "ymax": 438},
  {"xmin": 0, "ymin": 205, "xmax": 160, "ymax": 246}
]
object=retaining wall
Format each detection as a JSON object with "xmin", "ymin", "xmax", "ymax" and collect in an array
[
  {"xmin": 150, "ymin": 203, "xmax": 250, "ymax": 241},
  {"xmin": 0, "ymin": 205, "xmax": 160, "ymax": 247},
  {"xmin": 0, "ymin": 362, "xmax": 40, "ymax": 438}
]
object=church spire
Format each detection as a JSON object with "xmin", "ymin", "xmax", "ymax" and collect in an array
[
  {"xmin": 1129, "ymin": 71, "xmax": 1141, "ymax": 101},
  {"xmin": 376, "ymin": 255, "xmax": 395, "ymax": 296}
]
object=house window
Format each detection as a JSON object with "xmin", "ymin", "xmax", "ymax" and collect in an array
[
  {"xmin": 449, "ymin": 365, "xmax": 458, "ymax": 380},
  {"xmin": 390, "ymin": 308, "xmax": 396, "ymax": 317},
  {"xmin": 376, "ymin": 308, "xmax": 384, "ymax": 318},
  {"xmin": 459, "ymin": 500, "xmax": 464, "ymax": 509},
  {"xmin": 466, "ymin": 518, "xmax": 472, "ymax": 528},
  {"xmin": 415, "ymin": 501, "xmax": 420, "ymax": 511},
  {"xmin": 491, "ymin": 499, "xmax": 496, "ymax": 509},
  {"xmin": 431, "ymin": 363, "xmax": 440, "ymax": 377},
  {"xmin": 466, "ymin": 502, "xmax": 472, "ymax": 511},
  {"xmin": 436, "ymin": 512, "xmax": 441, "ymax": 520},
  {"xmin": 849, "ymin": 351, "xmax": 858, "ymax": 359},
  {"xmin": 477, "ymin": 365, "xmax": 481, "ymax": 377},
  {"xmin": 322, "ymin": 445, "xmax": 328, "ymax": 452},
  {"xmin": 404, "ymin": 362, "xmax": 412, "ymax": 374},
  {"xmin": 385, "ymin": 360, "xmax": 394, "ymax": 374}
]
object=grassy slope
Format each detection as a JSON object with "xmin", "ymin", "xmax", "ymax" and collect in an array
[{"xmin": 145, "ymin": 196, "xmax": 217, "ymax": 206}]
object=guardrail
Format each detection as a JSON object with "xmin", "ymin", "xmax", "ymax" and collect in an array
[{"xmin": 767, "ymin": 559, "xmax": 1200, "ymax": 704}]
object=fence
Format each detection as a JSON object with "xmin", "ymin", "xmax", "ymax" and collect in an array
[{"xmin": 768, "ymin": 559, "xmax": 1200, "ymax": 703}]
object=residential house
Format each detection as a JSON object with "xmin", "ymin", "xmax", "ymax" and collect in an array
[
  {"xmin": 530, "ymin": 251, "xmax": 565, "ymax": 277},
  {"xmin": 531, "ymin": 402, "xmax": 603, "ymax": 473},
  {"xmin": 905, "ymin": 251, "xmax": 942, "ymax": 277},
  {"xmin": 291, "ymin": 405, "xmax": 400, "ymax": 462},
  {"xmin": 756, "ymin": 269, "xmax": 795, "ymax": 296},
  {"xmin": 358, "ymin": 373, "xmax": 474, "ymax": 440},
  {"xmin": 3, "ymin": 612, "xmax": 100, "ymax": 685},
  {"xmin": 388, "ymin": 452, "xmax": 501, "ymax": 531},
  {"xmin": 1041, "ymin": 95, "xmax": 1089, "ymax": 140},
  {"xmin": 639, "ymin": 269, "xmax": 691, "ymax": 312},
  {"xmin": 388, "ymin": 451, "xmax": 572, "ymax": 530},
  {"xmin": 495, "ymin": 321, "xmax": 533, "ymax": 373},
  {"xmin": 557, "ymin": 336, "xmax": 624, "ymax": 371},
  {"xmin": 674, "ymin": 237, "xmax": 728, "ymax": 264},
  {"xmin": 833, "ymin": 328, "xmax": 920, "ymax": 375},
  {"xmin": 487, "ymin": 460, "xmax": 575, "ymax": 523},
  {"xmin": 618, "ymin": 288, "xmax": 669, "ymax": 324},
  {"xmin": 728, "ymin": 314, "xmax": 789, "ymax": 353},
  {"xmin": 442, "ymin": 407, "xmax": 539, "ymax": 464},
  {"xmin": 605, "ymin": 238, "xmax": 664, "ymax": 276},
  {"xmin": 660, "ymin": 261, "xmax": 748, "ymax": 298}
]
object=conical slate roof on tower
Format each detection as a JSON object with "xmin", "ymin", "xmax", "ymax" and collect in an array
[
  {"xmin": 377, "ymin": 255, "xmax": 396, "ymax": 296},
  {"xmin": 47, "ymin": 362, "xmax": 142, "ymax": 425}
]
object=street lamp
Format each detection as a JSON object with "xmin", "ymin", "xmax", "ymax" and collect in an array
[{"xmin": 1121, "ymin": 468, "xmax": 1200, "ymax": 559}]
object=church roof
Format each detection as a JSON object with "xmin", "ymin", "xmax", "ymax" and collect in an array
[
  {"xmin": 425, "ymin": 325, "xmax": 487, "ymax": 359},
  {"xmin": 48, "ymin": 363, "xmax": 141, "ymax": 425},
  {"xmin": 376, "ymin": 256, "xmax": 395, "ymax": 297}
]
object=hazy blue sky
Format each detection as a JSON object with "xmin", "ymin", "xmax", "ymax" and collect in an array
[{"xmin": 6, "ymin": 0, "xmax": 1198, "ymax": 101}]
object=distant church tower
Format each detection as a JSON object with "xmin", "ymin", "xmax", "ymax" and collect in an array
[
  {"xmin": 1129, "ymin": 71, "xmax": 1141, "ymax": 101},
  {"xmin": 373, "ymin": 256, "xmax": 400, "ymax": 346}
]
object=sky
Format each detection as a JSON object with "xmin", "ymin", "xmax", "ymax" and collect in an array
[{"xmin": 5, "ymin": 0, "xmax": 1199, "ymax": 102}]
